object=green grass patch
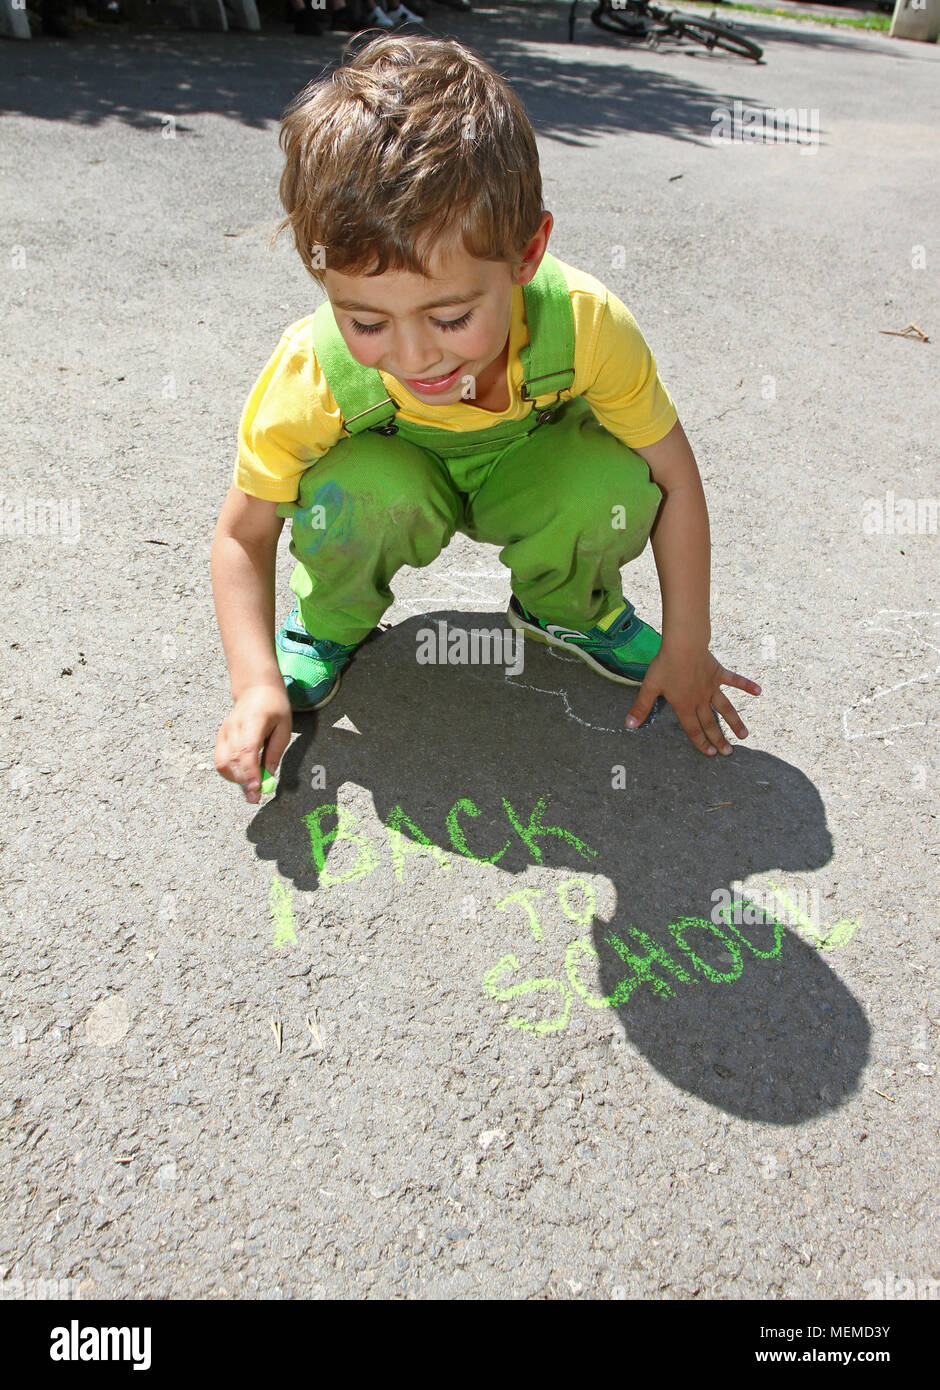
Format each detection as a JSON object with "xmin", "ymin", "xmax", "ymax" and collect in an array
[{"xmin": 672, "ymin": 0, "xmax": 892, "ymax": 29}]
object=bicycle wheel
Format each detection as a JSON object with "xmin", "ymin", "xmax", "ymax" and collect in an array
[
  {"xmin": 589, "ymin": 3, "xmax": 651, "ymax": 37},
  {"xmin": 668, "ymin": 14, "xmax": 763, "ymax": 60}
]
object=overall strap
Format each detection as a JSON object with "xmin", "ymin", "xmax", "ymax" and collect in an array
[
  {"xmin": 519, "ymin": 251, "xmax": 576, "ymax": 404},
  {"xmin": 309, "ymin": 300, "xmax": 398, "ymax": 436}
]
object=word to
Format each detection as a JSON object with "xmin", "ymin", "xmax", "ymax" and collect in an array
[
  {"xmin": 710, "ymin": 101, "xmax": 819, "ymax": 153},
  {"xmin": 415, "ymin": 620, "xmax": 524, "ymax": 674}
]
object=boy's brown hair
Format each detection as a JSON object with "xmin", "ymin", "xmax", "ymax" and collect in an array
[{"xmin": 271, "ymin": 34, "xmax": 544, "ymax": 285}]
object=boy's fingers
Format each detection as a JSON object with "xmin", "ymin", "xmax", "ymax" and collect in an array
[
  {"xmin": 723, "ymin": 668, "xmax": 761, "ymax": 697},
  {"xmin": 677, "ymin": 709, "xmax": 716, "ymax": 756},
  {"xmin": 224, "ymin": 737, "xmax": 261, "ymax": 801},
  {"xmin": 712, "ymin": 691, "xmax": 748, "ymax": 739},
  {"xmin": 215, "ymin": 700, "xmax": 291, "ymax": 800},
  {"xmin": 699, "ymin": 703, "xmax": 731, "ymax": 756},
  {"xmin": 625, "ymin": 677, "xmax": 659, "ymax": 730},
  {"xmin": 214, "ymin": 731, "xmax": 245, "ymax": 786},
  {"xmin": 234, "ymin": 735, "xmax": 265, "ymax": 790},
  {"xmin": 262, "ymin": 716, "xmax": 292, "ymax": 776}
]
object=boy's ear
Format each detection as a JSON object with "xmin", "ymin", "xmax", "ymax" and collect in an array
[{"xmin": 513, "ymin": 210, "xmax": 554, "ymax": 286}]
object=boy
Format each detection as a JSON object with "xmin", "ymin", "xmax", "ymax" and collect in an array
[{"xmin": 212, "ymin": 35, "xmax": 760, "ymax": 805}]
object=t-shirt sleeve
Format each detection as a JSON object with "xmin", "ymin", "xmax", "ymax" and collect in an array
[
  {"xmin": 233, "ymin": 322, "xmax": 344, "ymax": 502},
  {"xmin": 580, "ymin": 286, "xmax": 678, "ymax": 450}
]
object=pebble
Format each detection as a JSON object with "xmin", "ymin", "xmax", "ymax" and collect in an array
[{"xmin": 155, "ymin": 1162, "xmax": 177, "ymax": 1190}]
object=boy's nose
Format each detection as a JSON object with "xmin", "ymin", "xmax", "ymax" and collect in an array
[
  {"xmin": 395, "ymin": 355, "xmax": 443, "ymax": 378},
  {"xmin": 388, "ymin": 332, "xmax": 442, "ymax": 377}
]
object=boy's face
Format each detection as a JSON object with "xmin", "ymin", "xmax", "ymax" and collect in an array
[{"xmin": 324, "ymin": 212, "xmax": 553, "ymax": 406}]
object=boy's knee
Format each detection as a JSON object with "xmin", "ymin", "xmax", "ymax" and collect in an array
[
  {"xmin": 557, "ymin": 441, "xmax": 661, "ymax": 544},
  {"xmin": 292, "ymin": 435, "xmax": 459, "ymax": 548},
  {"xmin": 297, "ymin": 434, "xmax": 441, "ymax": 507}
]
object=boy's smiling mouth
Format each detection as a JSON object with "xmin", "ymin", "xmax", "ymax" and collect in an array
[{"xmin": 400, "ymin": 363, "xmax": 465, "ymax": 394}]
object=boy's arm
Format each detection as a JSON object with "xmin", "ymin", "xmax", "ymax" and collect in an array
[
  {"xmin": 211, "ymin": 485, "xmax": 294, "ymax": 804},
  {"xmin": 627, "ymin": 421, "xmax": 761, "ymax": 756},
  {"xmin": 635, "ymin": 419, "xmax": 711, "ymax": 651},
  {"xmin": 211, "ymin": 484, "xmax": 286, "ymax": 698}
]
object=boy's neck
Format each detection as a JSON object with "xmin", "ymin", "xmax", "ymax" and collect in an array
[{"xmin": 469, "ymin": 335, "xmax": 511, "ymax": 413}]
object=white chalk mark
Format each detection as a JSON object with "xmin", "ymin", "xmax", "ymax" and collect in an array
[
  {"xmin": 505, "ymin": 675, "xmax": 619, "ymax": 730},
  {"xmin": 503, "ymin": 674, "xmax": 663, "ymax": 734},
  {"xmin": 842, "ymin": 610, "xmax": 940, "ymax": 740}
]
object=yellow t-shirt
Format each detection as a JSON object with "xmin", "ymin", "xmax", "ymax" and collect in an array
[{"xmin": 233, "ymin": 255, "xmax": 678, "ymax": 502}]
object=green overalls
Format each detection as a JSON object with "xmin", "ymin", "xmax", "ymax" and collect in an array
[{"xmin": 275, "ymin": 252, "xmax": 663, "ymax": 647}]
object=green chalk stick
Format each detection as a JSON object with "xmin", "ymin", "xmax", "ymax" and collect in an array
[{"xmin": 259, "ymin": 766, "xmax": 277, "ymax": 795}]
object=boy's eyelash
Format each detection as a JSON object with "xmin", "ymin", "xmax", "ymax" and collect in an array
[
  {"xmin": 435, "ymin": 311, "xmax": 474, "ymax": 332},
  {"xmin": 349, "ymin": 311, "xmax": 474, "ymax": 336}
]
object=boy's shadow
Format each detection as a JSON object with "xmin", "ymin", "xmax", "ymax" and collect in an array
[{"xmin": 249, "ymin": 610, "xmax": 869, "ymax": 1125}]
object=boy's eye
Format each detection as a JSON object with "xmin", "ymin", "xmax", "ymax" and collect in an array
[
  {"xmin": 348, "ymin": 310, "xmax": 474, "ymax": 336},
  {"xmin": 435, "ymin": 311, "xmax": 473, "ymax": 332}
]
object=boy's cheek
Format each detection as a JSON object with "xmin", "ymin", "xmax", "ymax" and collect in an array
[
  {"xmin": 342, "ymin": 338, "xmax": 381, "ymax": 369},
  {"xmin": 333, "ymin": 323, "xmax": 382, "ymax": 369},
  {"xmin": 469, "ymin": 334, "xmax": 499, "ymax": 368}
]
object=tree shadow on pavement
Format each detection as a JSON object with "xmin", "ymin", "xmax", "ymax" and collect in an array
[
  {"xmin": 247, "ymin": 609, "xmax": 870, "ymax": 1127},
  {"xmin": 3, "ymin": 4, "xmax": 907, "ymax": 141},
  {"xmin": 0, "ymin": 24, "xmax": 753, "ymax": 143}
]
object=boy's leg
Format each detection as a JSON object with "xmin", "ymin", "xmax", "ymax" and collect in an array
[
  {"xmin": 462, "ymin": 397, "xmax": 663, "ymax": 629},
  {"xmin": 280, "ymin": 432, "xmax": 462, "ymax": 646}
]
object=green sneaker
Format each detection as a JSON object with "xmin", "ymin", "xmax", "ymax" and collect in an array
[
  {"xmin": 274, "ymin": 604, "xmax": 363, "ymax": 711},
  {"xmin": 506, "ymin": 593, "xmax": 661, "ymax": 686}
]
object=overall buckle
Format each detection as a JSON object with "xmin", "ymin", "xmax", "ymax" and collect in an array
[{"xmin": 524, "ymin": 386, "xmax": 565, "ymax": 425}]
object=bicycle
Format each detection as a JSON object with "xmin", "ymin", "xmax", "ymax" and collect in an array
[{"xmin": 569, "ymin": 0, "xmax": 764, "ymax": 62}]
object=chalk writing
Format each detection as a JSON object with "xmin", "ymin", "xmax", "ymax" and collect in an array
[
  {"xmin": 272, "ymin": 796, "xmax": 860, "ymax": 1035},
  {"xmin": 484, "ymin": 882, "xmax": 790, "ymax": 1034},
  {"xmin": 483, "ymin": 957, "xmax": 572, "ymax": 1036},
  {"xmin": 496, "ymin": 888, "xmax": 544, "ymax": 942},
  {"xmin": 765, "ymin": 879, "xmax": 860, "ymax": 950},
  {"xmin": 270, "ymin": 874, "xmax": 297, "ymax": 948},
  {"xmin": 302, "ymin": 794, "xmax": 594, "ymax": 885}
]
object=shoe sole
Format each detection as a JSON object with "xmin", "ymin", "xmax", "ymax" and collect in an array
[{"xmin": 507, "ymin": 607, "xmax": 645, "ymax": 686}]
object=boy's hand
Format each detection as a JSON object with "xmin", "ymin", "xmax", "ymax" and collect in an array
[
  {"xmin": 215, "ymin": 682, "xmax": 292, "ymax": 804},
  {"xmin": 625, "ymin": 645, "xmax": 761, "ymax": 756}
]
